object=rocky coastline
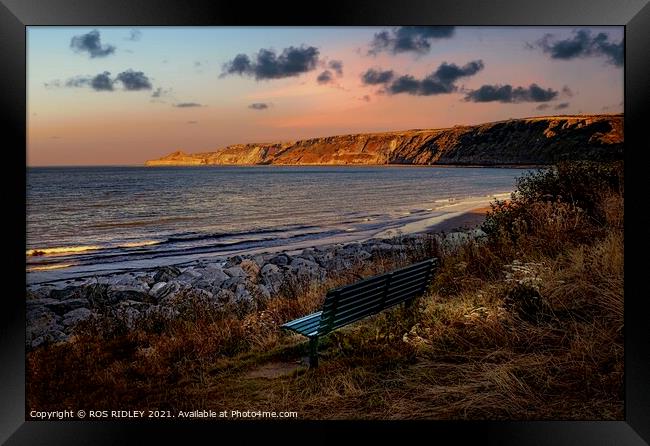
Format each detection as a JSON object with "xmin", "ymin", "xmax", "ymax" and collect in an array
[{"xmin": 26, "ymin": 228, "xmax": 485, "ymax": 349}]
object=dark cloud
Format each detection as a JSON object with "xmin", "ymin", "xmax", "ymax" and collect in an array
[
  {"xmin": 369, "ymin": 60, "xmax": 484, "ymax": 96},
  {"xmin": 70, "ymin": 30, "xmax": 116, "ymax": 58},
  {"xmin": 126, "ymin": 29, "xmax": 142, "ymax": 41},
  {"xmin": 361, "ymin": 68, "xmax": 395, "ymax": 85},
  {"xmin": 115, "ymin": 70, "xmax": 152, "ymax": 90},
  {"xmin": 554, "ymin": 102, "xmax": 570, "ymax": 110},
  {"xmin": 536, "ymin": 104, "xmax": 550, "ymax": 111},
  {"xmin": 57, "ymin": 72, "xmax": 114, "ymax": 91},
  {"xmin": 531, "ymin": 29, "xmax": 623, "ymax": 67},
  {"xmin": 328, "ymin": 60, "xmax": 343, "ymax": 76},
  {"xmin": 187, "ymin": 121, "xmax": 198, "ymax": 124},
  {"xmin": 222, "ymin": 46, "xmax": 320, "ymax": 80},
  {"xmin": 464, "ymin": 83, "xmax": 558, "ymax": 103},
  {"xmin": 174, "ymin": 102, "xmax": 203, "ymax": 108},
  {"xmin": 89, "ymin": 71, "xmax": 114, "ymax": 91},
  {"xmin": 369, "ymin": 26, "xmax": 456, "ymax": 55},
  {"xmin": 317, "ymin": 70, "xmax": 334, "ymax": 84},
  {"xmin": 52, "ymin": 70, "xmax": 154, "ymax": 92},
  {"xmin": 360, "ymin": 95, "xmax": 371, "ymax": 102},
  {"xmin": 248, "ymin": 103, "xmax": 270, "ymax": 110},
  {"xmin": 561, "ymin": 85, "xmax": 574, "ymax": 97}
]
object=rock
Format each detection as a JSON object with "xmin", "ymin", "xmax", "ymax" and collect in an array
[
  {"xmin": 369, "ymin": 242, "xmax": 394, "ymax": 253},
  {"xmin": 234, "ymin": 284, "xmax": 253, "ymax": 303},
  {"xmin": 224, "ymin": 255, "xmax": 243, "ymax": 267},
  {"xmin": 109, "ymin": 289, "xmax": 153, "ymax": 304},
  {"xmin": 153, "ymin": 266, "xmax": 181, "ymax": 282},
  {"xmin": 221, "ymin": 275, "xmax": 245, "ymax": 291},
  {"xmin": 224, "ymin": 266, "xmax": 246, "ymax": 278},
  {"xmin": 44, "ymin": 298, "xmax": 90, "ymax": 315},
  {"xmin": 239, "ymin": 259, "xmax": 261, "ymax": 282},
  {"xmin": 289, "ymin": 257, "xmax": 325, "ymax": 282},
  {"xmin": 149, "ymin": 282, "xmax": 167, "ymax": 296},
  {"xmin": 176, "ymin": 268, "xmax": 203, "ymax": 283},
  {"xmin": 26, "ymin": 287, "xmax": 52, "ymax": 300},
  {"xmin": 252, "ymin": 255, "xmax": 267, "ymax": 268},
  {"xmin": 196, "ymin": 266, "xmax": 229, "ymax": 286},
  {"xmin": 27, "ymin": 310, "xmax": 65, "ymax": 348},
  {"xmin": 260, "ymin": 263, "xmax": 284, "ymax": 294},
  {"xmin": 269, "ymin": 254, "xmax": 289, "ymax": 266},
  {"xmin": 62, "ymin": 307, "xmax": 93, "ymax": 327},
  {"xmin": 109, "ymin": 274, "xmax": 151, "ymax": 293},
  {"xmin": 152, "ymin": 281, "xmax": 184, "ymax": 302}
]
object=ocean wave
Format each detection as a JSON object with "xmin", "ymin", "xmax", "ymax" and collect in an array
[
  {"xmin": 26, "ymin": 245, "xmax": 101, "ymax": 257},
  {"xmin": 27, "ymin": 262, "xmax": 76, "ymax": 271}
]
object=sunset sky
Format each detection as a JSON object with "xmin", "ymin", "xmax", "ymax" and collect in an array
[{"xmin": 27, "ymin": 26, "xmax": 623, "ymax": 166}]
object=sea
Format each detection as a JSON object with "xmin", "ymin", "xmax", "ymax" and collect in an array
[{"xmin": 26, "ymin": 165, "xmax": 531, "ymax": 285}]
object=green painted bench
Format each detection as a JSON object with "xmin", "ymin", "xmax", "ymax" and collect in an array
[{"xmin": 281, "ymin": 258, "xmax": 439, "ymax": 367}]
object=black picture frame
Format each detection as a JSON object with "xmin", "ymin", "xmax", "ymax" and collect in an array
[{"xmin": 2, "ymin": 0, "xmax": 649, "ymax": 443}]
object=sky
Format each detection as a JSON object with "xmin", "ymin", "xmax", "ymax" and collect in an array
[{"xmin": 27, "ymin": 26, "xmax": 624, "ymax": 166}]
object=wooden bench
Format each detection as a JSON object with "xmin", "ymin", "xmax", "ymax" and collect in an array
[{"xmin": 281, "ymin": 258, "xmax": 439, "ymax": 367}]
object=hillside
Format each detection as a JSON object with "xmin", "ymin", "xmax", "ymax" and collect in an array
[{"xmin": 145, "ymin": 114, "xmax": 623, "ymax": 166}]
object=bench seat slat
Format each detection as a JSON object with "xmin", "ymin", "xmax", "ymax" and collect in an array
[
  {"xmin": 389, "ymin": 269, "xmax": 430, "ymax": 287},
  {"xmin": 329, "ymin": 297, "xmax": 384, "ymax": 324},
  {"xmin": 391, "ymin": 261, "xmax": 433, "ymax": 277},
  {"xmin": 281, "ymin": 311, "xmax": 322, "ymax": 336},
  {"xmin": 387, "ymin": 280, "xmax": 429, "ymax": 300},
  {"xmin": 329, "ymin": 274, "xmax": 387, "ymax": 294},
  {"xmin": 330, "ymin": 304, "xmax": 385, "ymax": 330},
  {"xmin": 334, "ymin": 281, "xmax": 388, "ymax": 304},
  {"xmin": 335, "ymin": 277, "xmax": 388, "ymax": 299},
  {"xmin": 288, "ymin": 317, "xmax": 322, "ymax": 333},
  {"xmin": 332, "ymin": 289, "xmax": 386, "ymax": 313}
]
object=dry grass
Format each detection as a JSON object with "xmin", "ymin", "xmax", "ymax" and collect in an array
[{"xmin": 27, "ymin": 161, "xmax": 624, "ymax": 420}]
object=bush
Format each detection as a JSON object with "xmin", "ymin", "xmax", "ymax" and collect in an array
[{"xmin": 482, "ymin": 161, "xmax": 623, "ymax": 249}]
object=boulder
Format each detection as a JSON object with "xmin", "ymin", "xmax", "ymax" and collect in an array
[
  {"xmin": 221, "ymin": 275, "xmax": 245, "ymax": 291},
  {"xmin": 224, "ymin": 266, "xmax": 246, "ymax": 278},
  {"xmin": 176, "ymin": 268, "xmax": 203, "ymax": 283},
  {"xmin": 289, "ymin": 257, "xmax": 325, "ymax": 282},
  {"xmin": 234, "ymin": 284, "xmax": 253, "ymax": 303},
  {"xmin": 268, "ymin": 254, "xmax": 289, "ymax": 266},
  {"xmin": 44, "ymin": 298, "xmax": 90, "ymax": 315},
  {"xmin": 153, "ymin": 266, "xmax": 181, "ymax": 282},
  {"xmin": 27, "ymin": 311, "xmax": 65, "ymax": 348},
  {"xmin": 150, "ymin": 280, "xmax": 183, "ymax": 302},
  {"xmin": 149, "ymin": 281, "xmax": 167, "ymax": 296},
  {"xmin": 62, "ymin": 307, "xmax": 93, "ymax": 327},
  {"xmin": 260, "ymin": 263, "xmax": 284, "ymax": 294},
  {"xmin": 196, "ymin": 266, "xmax": 229, "ymax": 286}
]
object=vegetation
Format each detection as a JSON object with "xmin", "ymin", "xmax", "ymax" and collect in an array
[{"xmin": 27, "ymin": 161, "xmax": 624, "ymax": 420}]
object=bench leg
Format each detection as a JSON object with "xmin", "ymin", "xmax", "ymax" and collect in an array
[{"xmin": 309, "ymin": 336, "xmax": 319, "ymax": 368}]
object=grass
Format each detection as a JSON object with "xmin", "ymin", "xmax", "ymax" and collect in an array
[{"xmin": 27, "ymin": 161, "xmax": 624, "ymax": 420}]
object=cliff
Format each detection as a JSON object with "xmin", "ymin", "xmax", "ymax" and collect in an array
[{"xmin": 145, "ymin": 114, "xmax": 623, "ymax": 166}]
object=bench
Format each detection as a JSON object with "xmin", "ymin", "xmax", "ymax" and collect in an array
[{"xmin": 281, "ymin": 258, "xmax": 439, "ymax": 367}]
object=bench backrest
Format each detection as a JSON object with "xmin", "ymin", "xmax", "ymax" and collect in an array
[{"xmin": 316, "ymin": 258, "xmax": 438, "ymax": 336}]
